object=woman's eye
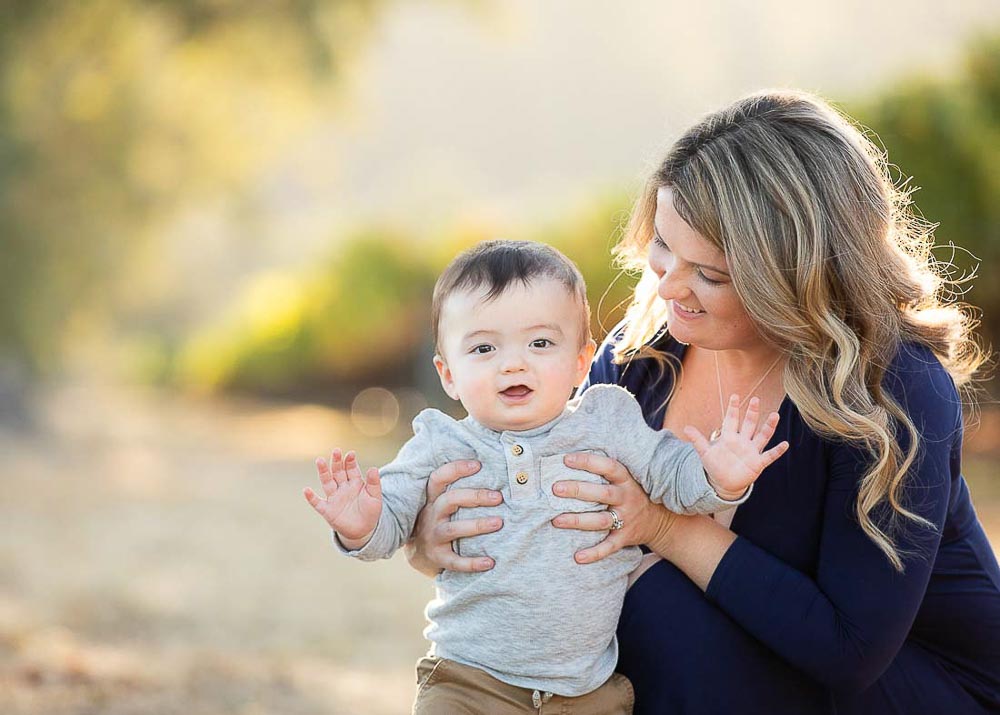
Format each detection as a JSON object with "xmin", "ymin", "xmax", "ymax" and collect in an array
[
  {"xmin": 530, "ymin": 339, "xmax": 553, "ymax": 349},
  {"xmin": 697, "ymin": 270, "xmax": 724, "ymax": 286},
  {"xmin": 471, "ymin": 344, "xmax": 494, "ymax": 355},
  {"xmin": 652, "ymin": 233, "xmax": 669, "ymax": 250}
]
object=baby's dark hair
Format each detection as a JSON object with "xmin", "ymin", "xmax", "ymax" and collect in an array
[{"xmin": 432, "ymin": 240, "xmax": 592, "ymax": 352}]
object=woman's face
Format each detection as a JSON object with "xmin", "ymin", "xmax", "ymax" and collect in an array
[{"xmin": 648, "ymin": 187, "xmax": 764, "ymax": 352}]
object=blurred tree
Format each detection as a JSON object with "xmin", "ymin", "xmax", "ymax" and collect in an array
[
  {"xmin": 0, "ymin": 0, "xmax": 385, "ymax": 377},
  {"xmin": 852, "ymin": 33, "xmax": 1000, "ymax": 352}
]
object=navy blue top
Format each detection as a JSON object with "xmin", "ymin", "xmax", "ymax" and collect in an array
[{"xmin": 582, "ymin": 329, "xmax": 1000, "ymax": 714}]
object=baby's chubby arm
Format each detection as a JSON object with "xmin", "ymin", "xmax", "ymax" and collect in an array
[
  {"xmin": 590, "ymin": 386, "xmax": 787, "ymax": 513},
  {"xmin": 304, "ymin": 410, "xmax": 448, "ymax": 560}
]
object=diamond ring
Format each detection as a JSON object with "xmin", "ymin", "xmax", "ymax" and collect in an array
[{"xmin": 609, "ymin": 509, "xmax": 624, "ymax": 531}]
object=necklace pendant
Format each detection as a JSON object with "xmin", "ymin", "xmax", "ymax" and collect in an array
[{"xmin": 709, "ymin": 428, "xmax": 722, "ymax": 443}]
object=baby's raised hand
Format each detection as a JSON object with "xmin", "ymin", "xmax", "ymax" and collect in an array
[
  {"xmin": 303, "ymin": 449, "xmax": 383, "ymax": 543},
  {"xmin": 683, "ymin": 395, "xmax": 788, "ymax": 501}
]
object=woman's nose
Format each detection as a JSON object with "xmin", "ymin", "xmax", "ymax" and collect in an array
[{"xmin": 655, "ymin": 263, "xmax": 689, "ymax": 301}]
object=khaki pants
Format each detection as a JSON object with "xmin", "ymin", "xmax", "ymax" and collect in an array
[{"xmin": 412, "ymin": 656, "xmax": 634, "ymax": 714}]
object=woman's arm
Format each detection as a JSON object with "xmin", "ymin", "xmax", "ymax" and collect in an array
[{"xmin": 561, "ymin": 363, "xmax": 961, "ymax": 694}]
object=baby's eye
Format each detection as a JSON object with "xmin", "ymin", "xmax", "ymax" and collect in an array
[
  {"xmin": 470, "ymin": 344, "xmax": 494, "ymax": 355},
  {"xmin": 530, "ymin": 339, "xmax": 554, "ymax": 349}
]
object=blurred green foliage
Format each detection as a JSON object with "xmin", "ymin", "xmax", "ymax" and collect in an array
[
  {"xmin": 2, "ymin": 6, "xmax": 997, "ymax": 399},
  {"xmin": 0, "ymin": 0, "xmax": 383, "ymax": 375},
  {"xmin": 179, "ymin": 32, "xmax": 1000, "ymax": 399},
  {"xmin": 851, "ymin": 33, "xmax": 1000, "ymax": 345},
  {"xmin": 174, "ymin": 197, "xmax": 638, "ymax": 395}
]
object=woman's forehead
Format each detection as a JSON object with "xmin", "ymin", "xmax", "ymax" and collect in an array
[{"xmin": 654, "ymin": 188, "xmax": 727, "ymax": 268}]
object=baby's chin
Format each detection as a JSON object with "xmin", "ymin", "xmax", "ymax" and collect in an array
[{"xmin": 469, "ymin": 407, "xmax": 562, "ymax": 433}]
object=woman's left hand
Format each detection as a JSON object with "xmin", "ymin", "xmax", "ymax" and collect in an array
[{"xmin": 551, "ymin": 451, "xmax": 680, "ymax": 564}]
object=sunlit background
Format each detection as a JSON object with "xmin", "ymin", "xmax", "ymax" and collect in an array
[{"xmin": 2, "ymin": 2, "xmax": 1000, "ymax": 713}]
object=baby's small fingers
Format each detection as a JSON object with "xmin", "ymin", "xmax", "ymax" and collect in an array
[
  {"xmin": 303, "ymin": 486, "xmax": 326, "ymax": 513},
  {"xmin": 752, "ymin": 412, "xmax": 781, "ymax": 448},
  {"xmin": 759, "ymin": 440, "xmax": 789, "ymax": 468},
  {"xmin": 722, "ymin": 394, "xmax": 741, "ymax": 432},
  {"xmin": 683, "ymin": 425, "xmax": 712, "ymax": 457},
  {"xmin": 740, "ymin": 397, "xmax": 761, "ymax": 434},
  {"xmin": 344, "ymin": 451, "xmax": 364, "ymax": 482},
  {"xmin": 329, "ymin": 449, "xmax": 348, "ymax": 486},
  {"xmin": 316, "ymin": 457, "xmax": 336, "ymax": 493}
]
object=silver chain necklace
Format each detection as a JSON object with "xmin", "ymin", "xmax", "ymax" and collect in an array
[{"xmin": 710, "ymin": 351, "xmax": 783, "ymax": 442}]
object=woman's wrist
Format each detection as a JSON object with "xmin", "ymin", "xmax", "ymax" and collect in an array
[{"xmin": 647, "ymin": 513, "xmax": 738, "ymax": 592}]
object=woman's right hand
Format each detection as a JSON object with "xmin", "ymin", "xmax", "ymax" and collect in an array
[{"xmin": 403, "ymin": 459, "xmax": 504, "ymax": 576}]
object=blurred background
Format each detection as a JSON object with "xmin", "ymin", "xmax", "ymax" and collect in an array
[{"xmin": 2, "ymin": 1, "xmax": 999, "ymax": 713}]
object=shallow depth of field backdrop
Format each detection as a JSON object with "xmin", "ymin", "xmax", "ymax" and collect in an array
[{"xmin": 2, "ymin": 2, "xmax": 1000, "ymax": 713}]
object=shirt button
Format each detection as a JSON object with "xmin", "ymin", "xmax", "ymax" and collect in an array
[
  {"xmin": 511, "ymin": 444, "xmax": 524, "ymax": 456},
  {"xmin": 515, "ymin": 472, "xmax": 528, "ymax": 485}
]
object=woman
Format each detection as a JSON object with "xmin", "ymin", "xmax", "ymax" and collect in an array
[{"xmin": 405, "ymin": 90, "xmax": 1000, "ymax": 713}]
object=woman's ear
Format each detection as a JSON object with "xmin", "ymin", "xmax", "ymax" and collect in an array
[{"xmin": 433, "ymin": 355, "xmax": 461, "ymax": 401}]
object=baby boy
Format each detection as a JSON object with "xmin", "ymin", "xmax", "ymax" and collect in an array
[{"xmin": 303, "ymin": 240, "xmax": 785, "ymax": 714}]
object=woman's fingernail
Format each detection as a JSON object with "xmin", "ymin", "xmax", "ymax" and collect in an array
[
  {"xmin": 576, "ymin": 553, "xmax": 590, "ymax": 564},
  {"xmin": 466, "ymin": 461, "xmax": 480, "ymax": 471},
  {"xmin": 565, "ymin": 454, "xmax": 578, "ymax": 465},
  {"xmin": 478, "ymin": 559, "xmax": 494, "ymax": 570},
  {"xmin": 488, "ymin": 518, "xmax": 502, "ymax": 529},
  {"xmin": 489, "ymin": 491, "xmax": 502, "ymax": 503},
  {"xmin": 552, "ymin": 517, "xmax": 564, "ymax": 527},
  {"xmin": 553, "ymin": 484, "xmax": 566, "ymax": 496}
]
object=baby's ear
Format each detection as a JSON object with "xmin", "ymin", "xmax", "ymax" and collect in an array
[
  {"xmin": 576, "ymin": 339, "xmax": 597, "ymax": 380},
  {"xmin": 433, "ymin": 355, "xmax": 461, "ymax": 401}
]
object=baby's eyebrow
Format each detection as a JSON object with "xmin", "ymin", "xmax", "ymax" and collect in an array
[
  {"xmin": 462, "ymin": 329, "xmax": 499, "ymax": 342},
  {"xmin": 524, "ymin": 323, "xmax": 564, "ymax": 334}
]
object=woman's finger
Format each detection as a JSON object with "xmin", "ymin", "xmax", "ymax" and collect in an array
[
  {"xmin": 436, "ymin": 550, "xmax": 496, "ymax": 573},
  {"xmin": 551, "ymin": 511, "xmax": 616, "ymax": 531},
  {"xmin": 427, "ymin": 460, "xmax": 482, "ymax": 502},
  {"xmin": 433, "ymin": 516, "xmax": 503, "ymax": 543},
  {"xmin": 551, "ymin": 480, "xmax": 622, "ymax": 506},
  {"xmin": 434, "ymin": 487, "xmax": 504, "ymax": 517},
  {"xmin": 574, "ymin": 531, "xmax": 626, "ymax": 564},
  {"xmin": 563, "ymin": 452, "xmax": 633, "ymax": 485}
]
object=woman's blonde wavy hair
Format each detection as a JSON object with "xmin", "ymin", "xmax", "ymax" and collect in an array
[{"xmin": 614, "ymin": 90, "xmax": 986, "ymax": 571}]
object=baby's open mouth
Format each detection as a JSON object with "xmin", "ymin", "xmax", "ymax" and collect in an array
[{"xmin": 501, "ymin": 385, "xmax": 532, "ymax": 398}]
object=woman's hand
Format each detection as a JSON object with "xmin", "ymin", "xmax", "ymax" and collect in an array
[
  {"xmin": 550, "ymin": 452, "xmax": 680, "ymax": 564},
  {"xmin": 403, "ymin": 459, "xmax": 504, "ymax": 576}
]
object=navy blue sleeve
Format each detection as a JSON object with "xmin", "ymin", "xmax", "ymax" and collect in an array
[{"xmin": 704, "ymin": 345, "xmax": 961, "ymax": 693}]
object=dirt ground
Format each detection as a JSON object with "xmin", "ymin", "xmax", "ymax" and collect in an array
[{"xmin": 2, "ymin": 381, "xmax": 998, "ymax": 714}]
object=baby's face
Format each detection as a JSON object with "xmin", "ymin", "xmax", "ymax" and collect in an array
[{"xmin": 434, "ymin": 278, "xmax": 596, "ymax": 432}]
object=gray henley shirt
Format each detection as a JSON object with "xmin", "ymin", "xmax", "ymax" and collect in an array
[{"xmin": 337, "ymin": 383, "xmax": 746, "ymax": 696}]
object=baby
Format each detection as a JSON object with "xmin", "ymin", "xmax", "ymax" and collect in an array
[{"xmin": 303, "ymin": 240, "xmax": 787, "ymax": 714}]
